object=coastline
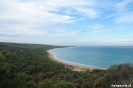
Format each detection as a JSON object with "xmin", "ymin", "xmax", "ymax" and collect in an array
[{"xmin": 47, "ymin": 49, "xmax": 105, "ymax": 71}]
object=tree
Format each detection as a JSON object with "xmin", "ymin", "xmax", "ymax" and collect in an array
[
  {"xmin": 27, "ymin": 81, "xmax": 36, "ymax": 88},
  {"xmin": 37, "ymin": 80, "xmax": 54, "ymax": 88},
  {"xmin": 1, "ymin": 50, "xmax": 17, "ymax": 63},
  {"xmin": 54, "ymin": 81, "xmax": 74, "ymax": 88}
]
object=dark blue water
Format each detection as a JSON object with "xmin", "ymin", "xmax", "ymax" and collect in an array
[{"xmin": 50, "ymin": 46, "xmax": 133, "ymax": 69}]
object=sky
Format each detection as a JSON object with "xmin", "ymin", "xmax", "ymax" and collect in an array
[{"xmin": 0, "ymin": 0, "xmax": 133, "ymax": 46}]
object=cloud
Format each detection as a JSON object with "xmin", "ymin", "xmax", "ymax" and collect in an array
[
  {"xmin": 49, "ymin": 31, "xmax": 77, "ymax": 37},
  {"xmin": 52, "ymin": 16, "xmax": 75, "ymax": 23},
  {"xmin": 92, "ymin": 24, "xmax": 104, "ymax": 33},
  {"xmin": 114, "ymin": 0, "xmax": 133, "ymax": 23},
  {"xmin": 107, "ymin": 38, "xmax": 133, "ymax": 46},
  {"xmin": 0, "ymin": 0, "xmax": 100, "ymax": 37},
  {"xmin": 115, "ymin": 0, "xmax": 133, "ymax": 13},
  {"xmin": 115, "ymin": 12, "xmax": 133, "ymax": 23},
  {"xmin": 93, "ymin": 24, "xmax": 103, "ymax": 30},
  {"xmin": 78, "ymin": 37, "xmax": 133, "ymax": 46},
  {"xmin": 0, "ymin": 36, "xmax": 9, "ymax": 42},
  {"xmin": 75, "ymin": 8, "xmax": 100, "ymax": 19},
  {"xmin": 46, "ymin": 0, "xmax": 95, "ymax": 7},
  {"xmin": 0, "ymin": 25, "xmax": 45, "ymax": 35},
  {"xmin": 1, "ymin": 0, "xmax": 133, "ymax": 46},
  {"xmin": 105, "ymin": 14, "xmax": 116, "ymax": 18},
  {"xmin": 46, "ymin": 0, "xmax": 99, "ymax": 19},
  {"xmin": 0, "ymin": 0, "xmax": 74, "ymax": 36},
  {"xmin": 91, "ymin": 24, "xmax": 111, "ymax": 34}
]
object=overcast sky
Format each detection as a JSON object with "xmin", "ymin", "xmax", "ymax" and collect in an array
[{"xmin": 0, "ymin": 0, "xmax": 133, "ymax": 46}]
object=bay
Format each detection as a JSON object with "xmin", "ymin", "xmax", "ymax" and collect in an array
[{"xmin": 50, "ymin": 46, "xmax": 133, "ymax": 69}]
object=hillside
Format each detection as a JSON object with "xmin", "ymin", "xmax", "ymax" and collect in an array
[{"xmin": 0, "ymin": 42, "xmax": 133, "ymax": 88}]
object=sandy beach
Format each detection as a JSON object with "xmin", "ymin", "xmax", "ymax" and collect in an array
[{"xmin": 47, "ymin": 49, "xmax": 103, "ymax": 71}]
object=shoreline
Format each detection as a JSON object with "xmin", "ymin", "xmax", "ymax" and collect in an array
[{"xmin": 47, "ymin": 49, "xmax": 105, "ymax": 71}]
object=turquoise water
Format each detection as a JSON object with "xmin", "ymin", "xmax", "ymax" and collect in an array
[{"xmin": 50, "ymin": 46, "xmax": 133, "ymax": 69}]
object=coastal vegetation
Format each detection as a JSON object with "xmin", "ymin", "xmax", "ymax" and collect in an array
[{"xmin": 0, "ymin": 42, "xmax": 133, "ymax": 88}]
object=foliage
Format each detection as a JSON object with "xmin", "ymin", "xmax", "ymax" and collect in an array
[
  {"xmin": 54, "ymin": 81, "xmax": 74, "ymax": 88},
  {"xmin": 0, "ymin": 42, "xmax": 133, "ymax": 88},
  {"xmin": 37, "ymin": 80, "xmax": 54, "ymax": 88}
]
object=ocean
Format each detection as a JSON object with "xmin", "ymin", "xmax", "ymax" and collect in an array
[{"xmin": 49, "ymin": 46, "xmax": 133, "ymax": 69}]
